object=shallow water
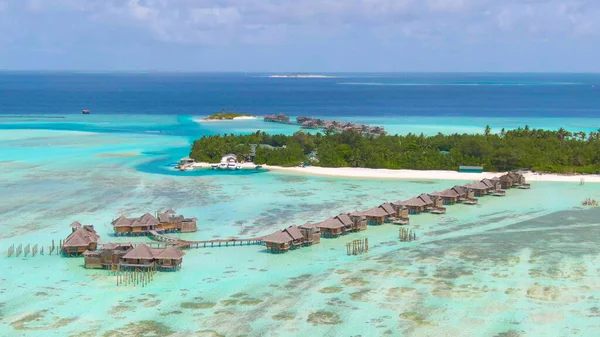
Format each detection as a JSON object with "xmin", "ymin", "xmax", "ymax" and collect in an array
[{"xmin": 1, "ymin": 117, "xmax": 600, "ymax": 336}]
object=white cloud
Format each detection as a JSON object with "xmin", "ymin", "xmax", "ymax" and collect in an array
[{"xmin": 2, "ymin": 0, "xmax": 600, "ymax": 46}]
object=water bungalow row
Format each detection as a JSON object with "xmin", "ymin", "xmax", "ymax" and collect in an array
[
  {"xmin": 111, "ymin": 209, "xmax": 197, "ymax": 236},
  {"xmin": 62, "ymin": 222, "xmax": 186, "ymax": 271},
  {"xmin": 262, "ymin": 172, "xmax": 529, "ymax": 253},
  {"xmin": 263, "ymin": 113, "xmax": 386, "ymax": 135}
]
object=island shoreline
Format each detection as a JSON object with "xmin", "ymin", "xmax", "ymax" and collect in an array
[{"xmin": 189, "ymin": 162, "xmax": 600, "ymax": 183}]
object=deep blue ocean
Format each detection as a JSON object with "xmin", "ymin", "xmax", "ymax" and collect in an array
[{"xmin": 1, "ymin": 72, "xmax": 599, "ymax": 117}]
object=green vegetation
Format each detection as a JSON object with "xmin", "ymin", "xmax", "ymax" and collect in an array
[
  {"xmin": 189, "ymin": 126, "xmax": 600, "ymax": 173},
  {"xmin": 204, "ymin": 112, "xmax": 253, "ymax": 120}
]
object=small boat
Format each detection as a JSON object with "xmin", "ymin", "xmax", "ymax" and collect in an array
[
  {"xmin": 211, "ymin": 164, "xmax": 219, "ymax": 170},
  {"xmin": 227, "ymin": 163, "xmax": 238, "ymax": 170},
  {"xmin": 82, "ymin": 109, "xmax": 90, "ymax": 114}
]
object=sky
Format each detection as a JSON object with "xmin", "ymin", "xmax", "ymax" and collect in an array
[{"xmin": 0, "ymin": 0, "xmax": 599, "ymax": 72}]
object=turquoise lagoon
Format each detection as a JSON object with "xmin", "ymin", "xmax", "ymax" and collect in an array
[{"xmin": 1, "ymin": 115, "xmax": 600, "ymax": 336}]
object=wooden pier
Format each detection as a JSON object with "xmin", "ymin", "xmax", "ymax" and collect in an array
[{"xmin": 147, "ymin": 230, "xmax": 264, "ymax": 248}]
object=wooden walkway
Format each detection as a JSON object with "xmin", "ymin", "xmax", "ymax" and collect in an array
[{"xmin": 147, "ymin": 230, "xmax": 264, "ymax": 248}]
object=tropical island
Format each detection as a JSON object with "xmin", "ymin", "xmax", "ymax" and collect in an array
[
  {"xmin": 203, "ymin": 109, "xmax": 257, "ymax": 120},
  {"xmin": 190, "ymin": 126, "xmax": 600, "ymax": 174}
]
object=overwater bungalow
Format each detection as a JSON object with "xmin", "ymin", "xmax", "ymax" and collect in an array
[
  {"xmin": 120, "ymin": 244, "xmax": 185, "ymax": 271},
  {"xmin": 264, "ymin": 113, "xmax": 290, "ymax": 123},
  {"xmin": 62, "ymin": 225, "xmax": 99, "ymax": 256},
  {"xmin": 481, "ymin": 178, "xmax": 501, "ymax": 192},
  {"xmin": 402, "ymin": 197, "xmax": 428, "ymax": 214},
  {"xmin": 507, "ymin": 172, "xmax": 526, "ymax": 186},
  {"xmin": 348, "ymin": 211, "xmax": 368, "ymax": 231},
  {"xmin": 362, "ymin": 206, "xmax": 389, "ymax": 225},
  {"xmin": 335, "ymin": 213, "xmax": 356, "ymax": 233},
  {"xmin": 312, "ymin": 218, "xmax": 345, "ymax": 238},
  {"xmin": 263, "ymin": 225, "xmax": 305, "ymax": 253},
  {"xmin": 418, "ymin": 193, "xmax": 436, "ymax": 210},
  {"xmin": 113, "ymin": 210, "xmax": 197, "ymax": 235},
  {"xmin": 112, "ymin": 213, "xmax": 160, "ymax": 236},
  {"xmin": 464, "ymin": 181, "xmax": 489, "ymax": 197},
  {"xmin": 299, "ymin": 222, "xmax": 321, "ymax": 244},
  {"xmin": 429, "ymin": 189, "xmax": 460, "ymax": 205},
  {"xmin": 499, "ymin": 174, "xmax": 515, "ymax": 189},
  {"xmin": 452, "ymin": 185, "xmax": 478, "ymax": 204},
  {"xmin": 157, "ymin": 209, "xmax": 197, "ymax": 233}
]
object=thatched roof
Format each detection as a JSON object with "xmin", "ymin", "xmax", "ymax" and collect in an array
[
  {"xmin": 430, "ymin": 189, "xmax": 460, "ymax": 198},
  {"xmin": 70, "ymin": 221, "xmax": 82, "ymax": 229},
  {"xmin": 158, "ymin": 214, "xmax": 170, "ymax": 223},
  {"xmin": 82, "ymin": 250, "xmax": 99, "ymax": 256},
  {"xmin": 480, "ymin": 179, "xmax": 495, "ymax": 188},
  {"xmin": 363, "ymin": 206, "xmax": 389, "ymax": 217},
  {"xmin": 155, "ymin": 246, "xmax": 185, "ymax": 259},
  {"xmin": 451, "ymin": 185, "xmax": 468, "ymax": 196},
  {"xmin": 392, "ymin": 200, "xmax": 404, "ymax": 207},
  {"xmin": 284, "ymin": 225, "xmax": 304, "ymax": 241},
  {"xmin": 464, "ymin": 181, "xmax": 488, "ymax": 190},
  {"xmin": 315, "ymin": 218, "xmax": 345, "ymax": 229},
  {"xmin": 139, "ymin": 213, "xmax": 159, "ymax": 225},
  {"xmin": 63, "ymin": 226, "xmax": 99, "ymax": 248},
  {"xmin": 499, "ymin": 174, "xmax": 515, "ymax": 182},
  {"xmin": 335, "ymin": 213, "xmax": 354, "ymax": 226},
  {"xmin": 163, "ymin": 209, "xmax": 177, "ymax": 215},
  {"xmin": 380, "ymin": 203, "xmax": 396, "ymax": 215},
  {"xmin": 348, "ymin": 210, "xmax": 363, "ymax": 217},
  {"xmin": 122, "ymin": 244, "xmax": 155, "ymax": 259},
  {"xmin": 418, "ymin": 193, "xmax": 434, "ymax": 205},
  {"xmin": 402, "ymin": 197, "xmax": 427, "ymax": 207},
  {"xmin": 111, "ymin": 215, "xmax": 132, "ymax": 227},
  {"xmin": 263, "ymin": 230, "xmax": 293, "ymax": 244}
]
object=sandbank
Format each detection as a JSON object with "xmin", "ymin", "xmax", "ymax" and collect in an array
[{"xmin": 196, "ymin": 116, "xmax": 259, "ymax": 122}]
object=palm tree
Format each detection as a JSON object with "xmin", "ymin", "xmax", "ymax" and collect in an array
[
  {"xmin": 484, "ymin": 125, "xmax": 491, "ymax": 136},
  {"xmin": 500, "ymin": 128, "xmax": 506, "ymax": 137},
  {"xmin": 557, "ymin": 128, "xmax": 568, "ymax": 142}
]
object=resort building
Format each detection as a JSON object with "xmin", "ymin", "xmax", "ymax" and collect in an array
[
  {"xmin": 464, "ymin": 181, "xmax": 490, "ymax": 197},
  {"xmin": 429, "ymin": 189, "xmax": 460, "ymax": 205},
  {"xmin": 348, "ymin": 211, "xmax": 368, "ymax": 231},
  {"xmin": 263, "ymin": 225, "xmax": 306, "ymax": 253},
  {"xmin": 481, "ymin": 178, "xmax": 501, "ymax": 192},
  {"xmin": 299, "ymin": 222, "xmax": 321, "ymax": 245},
  {"xmin": 112, "ymin": 210, "xmax": 197, "ymax": 235},
  {"xmin": 401, "ymin": 196, "xmax": 428, "ymax": 214},
  {"xmin": 335, "ymin": 213, "xmax": 357, "ymax": 233},
  {"xmin": 62, "ymin": 224, "xmax": 99, "ymax": 256},
  {"xmin": 264, "ymin": 113, "xmax": 290, "ymax": 123},
  {"xmin": 362, "ymin": 206, "xmax": 389, "ymax": 225},
  {"xmin": 499, "ymin": 174, "xmax": 515, "ymax": 189},
  {"xmin": 157, "ymin": 209, "xmax": 197, "ymax": 233},
  {"xmin": 120, "ymin": 244, "xmax": 185, "ymax": 271},
  {"xmin": 311, "ymin": 218, "xmax": 345, "ymax": 238}
]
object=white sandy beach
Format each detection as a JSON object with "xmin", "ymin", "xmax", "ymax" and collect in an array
[
  {"xmin": 267, "ymin": 165, "xmax": 600, "ymax": 183},
  {"xmin": 189, "ymin": 162, "xmax": 600, "ymax": 183}
]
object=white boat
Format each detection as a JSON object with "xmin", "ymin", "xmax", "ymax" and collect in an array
[
  {"xmin": 219, "ymin": 163, "xmax": 227, "ymax": 170},
  {"xmin": 227, "ymin": 163, "xmax": 238, "ymax": 170}
]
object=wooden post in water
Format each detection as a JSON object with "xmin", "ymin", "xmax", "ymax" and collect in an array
[
  {"xmin": 346, "ymin": 243, "xmax": 351, "ymax": 256},
  {"xmin": 24, "ymin": 244, "xmax": 30, "ymax": 257},
  {"xmin": 32, "ymin": 244, "xmax": 38, "ymax": 257},
  {"xmin": 40, "ymin": 245, "xmax": 44, "ymax": 255},
  {"xmin": 365, "ymin": 238, "xmax": 368, "ymax": 252},
  {"xmin": 7, "ymin": 244, "xmax": 14, "ymax": 257},
  {"xmin": 16, "ymin": 244, "xmax": 22, "ymax": 257}
]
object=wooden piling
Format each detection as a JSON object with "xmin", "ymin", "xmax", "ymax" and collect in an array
[
  {"xmin": 32, "ymin": 244, "xmax": 38, "ymax": 257},
  {"xmin": 16, "ymin": 243, "xmax": 22, "ymax": 257},
  {"xmin": 40, "ymin": 246, "xmax": 44, "ymax": 255}
]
